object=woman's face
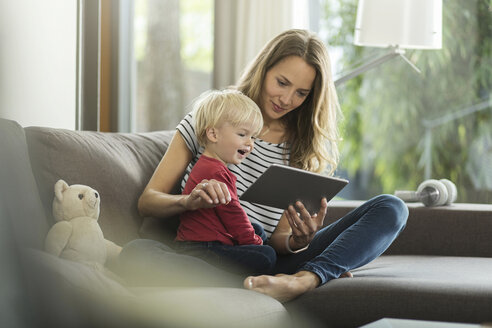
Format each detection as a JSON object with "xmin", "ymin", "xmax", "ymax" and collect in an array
[{"xmin": 260, "ymin": 55, "xmax": 316, "ymax": 124}]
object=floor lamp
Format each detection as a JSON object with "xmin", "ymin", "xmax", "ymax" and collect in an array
[{"xmin": 335, "ymin": 0, "xmax": 442, "ymax": 87}]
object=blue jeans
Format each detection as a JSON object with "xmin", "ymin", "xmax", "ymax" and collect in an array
[
  {"xmin": 274, "ymin": 194, "xmax": 408, "ymax": 285},
  {"xmin": 173, "ymin": 223, "xmax": 276, "ymax": 275},
  {"xmin": 118, "ymin": 194, "xmax": 407, "ymax": 287}
]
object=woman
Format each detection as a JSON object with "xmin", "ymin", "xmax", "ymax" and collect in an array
[{"xmin": 133, "ymin": 29, "xmax": 408, "ymax": 302}]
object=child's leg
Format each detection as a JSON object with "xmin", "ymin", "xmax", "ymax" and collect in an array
[{"xmin": 251, "ymin": 222, "xmax": 268, "ymax": 243}]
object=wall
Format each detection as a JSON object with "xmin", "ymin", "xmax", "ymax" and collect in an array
[{"xmin": 0, "ymin": 0, "xmax": 77, "ymax": 129}]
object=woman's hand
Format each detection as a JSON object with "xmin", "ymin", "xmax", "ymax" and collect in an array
[
  {"xmin": 184, "ymin": 179, "xmax": 231, "ymax": 211},
  {"xmin": 284, "ymin": 198, "xmax": 328, "ymax": 249}
]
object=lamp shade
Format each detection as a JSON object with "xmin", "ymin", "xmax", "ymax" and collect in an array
[{"xmin": 354, "ymin": 0, "xmax": 442, "ymax": 49}]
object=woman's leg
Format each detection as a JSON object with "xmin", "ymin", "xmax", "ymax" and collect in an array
[
  {"xmin": 172, "ymin": 223, "xmax": 275, "ymax": 276},
  {"xmin": 278, "ymin": 194, "xmax": 408, "ymax": 283},
  {"xmin": 303, "ymin": 194, "xmax": 407, "ymax": 282},
  {"xmin": 245, "ymin": 194, "xmax": 408, "ymax": 301},
  {"xmin": 117, "ymin": 239, "xmax": 244, "ymax": 287},
  {"xmin": 175, "ymin": 241, "xmax": 277, "ymax": 276}
]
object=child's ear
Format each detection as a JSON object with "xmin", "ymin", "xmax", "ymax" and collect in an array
[{"xmin": 206, "ymin": 127, "xmax": 218, "ymax": 143}]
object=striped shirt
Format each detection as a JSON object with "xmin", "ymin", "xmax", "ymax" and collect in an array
[{"xmin": 176, "ymin": 112, "xmax": 290, "ymax": 238}]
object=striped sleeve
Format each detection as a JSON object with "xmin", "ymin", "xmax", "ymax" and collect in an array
[
  {"xmin": 176, "ymin": 112, "xmax": 204, "ymax": 192},
  {"xmin": 176, "ymin": 112, "xmax": 201, "ymax": 157}
]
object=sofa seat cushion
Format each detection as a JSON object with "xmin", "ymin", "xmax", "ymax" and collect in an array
[
  {"xmin": 287, "ymin": 255, "xmax": 492, "ymax": 327},
  {"xmin": 25, "ymin": 248, "xmax": 131, "ymax": 298},
  {"xmin": 129, "ymin": 287, "xmax": 290, "ymax": 328},
  {"xmin": 19, "ymin": 248, "xmax": 292, "ymax": 328}
]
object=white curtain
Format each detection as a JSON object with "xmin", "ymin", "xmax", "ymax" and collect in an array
[{"xmin": 214, "ymin": 0, "xmax": 309, "ymax": 89}]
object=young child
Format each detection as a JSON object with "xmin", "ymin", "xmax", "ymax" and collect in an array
[{"xmin": 176, "ymin": 89, "xmax": 265, "ymax": 246}]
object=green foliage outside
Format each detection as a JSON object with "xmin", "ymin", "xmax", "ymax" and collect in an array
[
  {"xmin": 180, "ymin": 0, "xmax": 213, "ymax": 72},
  {"xmin": 321, "ymin": 0, "xmax": 492, "ymax": 203},
  {"xmin": 135, "ymin": 0, "xmax": 213, "ymax": 72}
]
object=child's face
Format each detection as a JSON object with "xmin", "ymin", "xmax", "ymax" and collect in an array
[{"xmin": 206, "ymin": 121, "xmax": 257, "ymax": 165}]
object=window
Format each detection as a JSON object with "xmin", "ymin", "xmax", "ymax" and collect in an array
[
  {"xmin": 133, "ymin": 0, "xmax": 213, "ymax": 132},
  {"xmin": 129, "ymin": 0, "xmax": 491, "ymax": 203},
  {"xmin": 319, "ymin": 0, "xmax": 492, "ymax": 203}
]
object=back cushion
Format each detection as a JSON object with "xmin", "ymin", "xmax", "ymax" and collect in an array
[
  {"xmin": 0, "ymin": 119, "xmax": 49, "ymax": 250},
  {"xmin": 25, "ymin": 127, "xmax": 174, "ymax": 246}
]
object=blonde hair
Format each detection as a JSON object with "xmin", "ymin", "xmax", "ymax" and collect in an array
[
  {"xmin": 236, "ymin": 29, "xmax": 342, "ymax": 174},
  {"xmin": 193, "ymin": 89, "xmax": 263, "ymax": 147}
]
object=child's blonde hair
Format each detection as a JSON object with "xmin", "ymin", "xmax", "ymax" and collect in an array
[{"xmin": 193, "ymin": 89, "xmax": 263, "ymax": 147}]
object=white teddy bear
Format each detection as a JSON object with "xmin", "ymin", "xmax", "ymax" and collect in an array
[{"xmin": 44, "ymin": 179, "xmax": 122, "ymax": 268}]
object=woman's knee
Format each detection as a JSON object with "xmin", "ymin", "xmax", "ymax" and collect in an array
[{"xmin": 374, "ymin": 194, "xmax": 409, "ymax": 229}]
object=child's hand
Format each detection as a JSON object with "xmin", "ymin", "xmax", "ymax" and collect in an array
[{"xmin": 185, "ymin": 179, "xmax": 231, "ymax": 210}]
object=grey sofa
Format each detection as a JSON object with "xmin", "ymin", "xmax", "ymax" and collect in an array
[{"xmin": 1, "ymin": 117, "xmax": 492, "ymax": 328}]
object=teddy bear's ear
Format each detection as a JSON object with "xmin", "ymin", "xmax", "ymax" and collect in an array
[{"xmin": 54, "ymin": 179, "xmax": 69, "ymax": 201}]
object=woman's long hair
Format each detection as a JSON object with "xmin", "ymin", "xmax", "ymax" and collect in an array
[{"xmin": 236, "ymin": 29, "xmax": 342, "ymax": 174}]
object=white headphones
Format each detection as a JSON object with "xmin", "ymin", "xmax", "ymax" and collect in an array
[{"xmin": 395, "ymin": 179, "xmax": 458, "ymax": 207}]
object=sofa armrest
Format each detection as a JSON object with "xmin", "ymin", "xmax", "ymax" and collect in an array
[{"xmin": 326, "ymin": 200, "xmax": 492, "ymax": 257}]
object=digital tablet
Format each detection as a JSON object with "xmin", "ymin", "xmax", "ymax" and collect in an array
[{"xmin": 239, "ymin": 164, "xmax": 349, "ymax": 214}]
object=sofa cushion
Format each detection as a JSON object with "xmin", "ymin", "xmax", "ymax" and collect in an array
[
  {"xmin": 0, "ymin": 119, "xmax": 49, "ymax": 249},
  {"xmin": 287, "ymin": 255, "xmax": 492, "ymax": 327},
  {"xmin": 25, "ymin": 126, "xmax": 175, "ymax": 245},
  {"xmin": 129, "ymin": 287, "xmax": 291, "ymax": 328},
  {"xmin": 23, "ymin": 249, "xmax": 291, "ymax": 328},
  {"xmin": 25, "ymin": 248, "xmax": 132, "ymax": 297},
  {"xmin": 20, "ymin": 248, "xmax": 155, "ymax": 327}
]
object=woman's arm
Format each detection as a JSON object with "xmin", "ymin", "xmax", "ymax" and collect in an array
[
  {"xmin": 138, "ymin": 131, "xmax": 230, "ymax": 219},
  {"xmin": 268, "ymin": 213, "xmax": 293, "ymax": 254}
]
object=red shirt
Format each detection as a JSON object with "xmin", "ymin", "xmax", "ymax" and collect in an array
[{"xmin": 176, "ymin": 155, "xmax": 262, "ymax": 246}]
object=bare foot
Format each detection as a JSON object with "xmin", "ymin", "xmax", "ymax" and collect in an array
[
  {"xmin": 243, "ymin": 271, "xmax": 320, "ymax": 303},
  {"xmin": 340, "ymin": 271, "xmax": 353, "ymax": 278}
]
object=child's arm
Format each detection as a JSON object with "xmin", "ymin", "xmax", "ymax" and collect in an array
[
  {"xmin": 211, "ymin": 170, "xmax": 262, "ymax": 245},
  {"xmin": 215, "ymin": 198, "xmax": 263, "ymax": 245}
]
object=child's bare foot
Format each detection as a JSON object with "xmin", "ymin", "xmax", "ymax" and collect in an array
[{"xmin": 243, "ymin": 271, "xmax": 320, "ymax": 303}]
